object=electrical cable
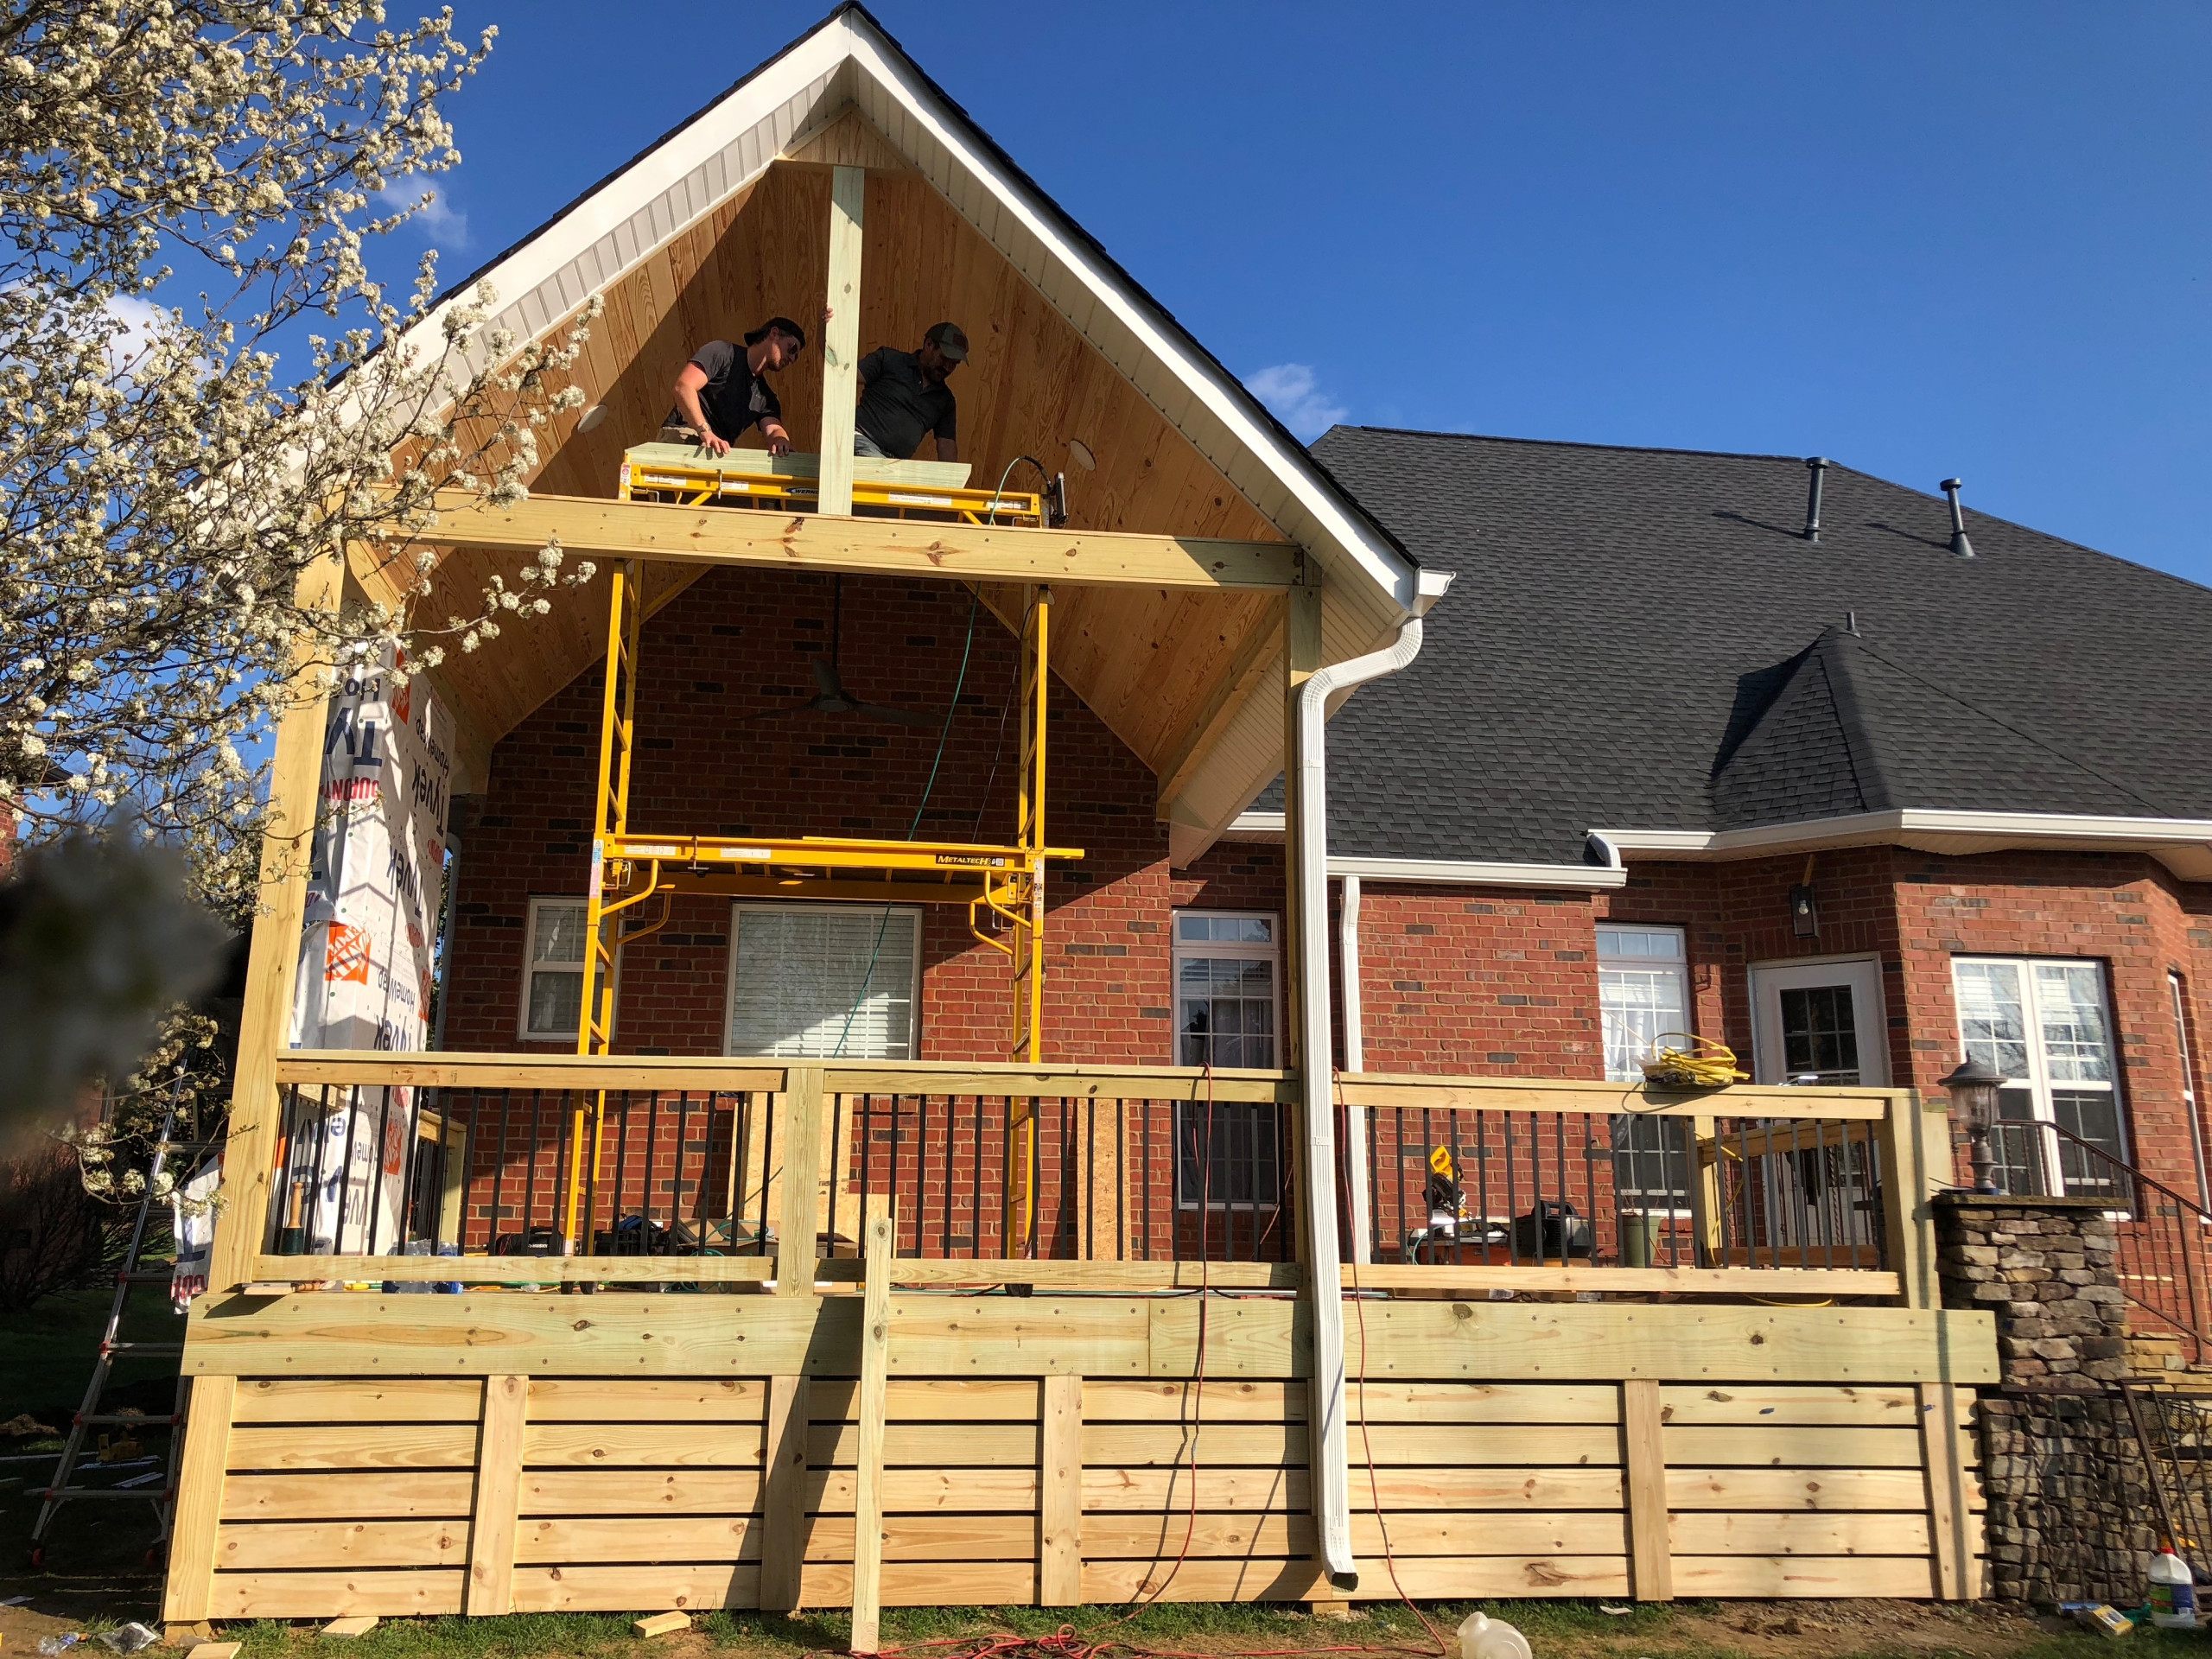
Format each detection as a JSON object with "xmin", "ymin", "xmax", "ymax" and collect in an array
[{"xmin": 1637, "ymin": 1031, "xmax": 1747, "ymax": 1089}]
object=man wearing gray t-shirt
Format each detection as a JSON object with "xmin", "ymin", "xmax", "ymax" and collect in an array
[{"xmin": 853, "ymin": 321, "xmax": 965, "ymax": 461}]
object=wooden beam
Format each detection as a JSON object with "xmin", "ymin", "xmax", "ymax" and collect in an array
[
  {"xmin": 1879, "ymin": 1092, "xmax": 1949, "ymax": 1309},
  {"xmin": 1344, "ymin": 1263, "xmax": 1898, "ymax": 1298},
  {"xmin": 207, "ymin": 544, "xmax": 341, "ymax": 1294},
  {"xmin": 273, "ymin": 1052, "xmax": 785, "ymax": 1092},
  {"xmin": 777, "ymin": 1067, "xmax": 826, "ymax": 1298},
  {"xmin": 1153, "ymin": 606, "xmax": 1282, "ymax": 815},
  {"xmin": 466, "ymin": 1376, "xmax": 526, "ymax": 1615},
  {"xmin": 1039, "ymin": 1374, "xmax": 1083, "ymax": 1606},
  {"xmin": 1620, "ymin": 1379, "xmax": 1673, "ymax": 1602},
  {"xmin": 426, "ymin": 490, "xmax": 1296, "ymax": 590},
  {"xmin": 160, "ymin": 1374, "xmax": 236, "ymax": 1623},
  {"xmin": 1336, "ymin": 1074, "xmax": 1892, "ymax": 1121},
  {"xmin": 818, "ymin": 166, "xmax": 864, "ymax": 516},
  {"xmin": 849, "ymin": 1211, "xmax": 894, "ymax": 1654},
  {"xmin": 1918, "ymin": 1382, "xmax": 1970, "ymax": 1599},
  {"xmin": 760, "ymin": 1376, "xmax": 810, "ymax": 1611},
  {"xmin": 1280, "ymin": 579, "xmax": 1322, "ymax": 1073}
]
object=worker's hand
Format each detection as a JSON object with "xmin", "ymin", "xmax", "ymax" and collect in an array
[
  {"xmin": 761, "ymin": 422, "xmax": 792, "ymax": 456},
  {"xmin": 699, "ymin": 429, "xmax": 731, "ymax": 458}
]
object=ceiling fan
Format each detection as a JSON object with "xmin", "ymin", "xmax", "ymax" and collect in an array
[{"xmin": 745, "ymin": 575, "xmax": 936, "ymax": 728}]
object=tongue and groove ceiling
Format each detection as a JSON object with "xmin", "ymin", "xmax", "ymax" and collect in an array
[{"xmin": 396, "ymin": 8, "xmax": 1423, "ymax": 853}]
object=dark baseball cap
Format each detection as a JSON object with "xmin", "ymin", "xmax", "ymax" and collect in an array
[{"xmin": 925, "ymin": 321, "xmax": 969, "ymax": 361}]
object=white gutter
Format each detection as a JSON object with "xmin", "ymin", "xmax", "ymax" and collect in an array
[
  {"xmin": 1594, "ymin": 809, "xmax": 2212, "ymax": 881},
  {"xmin": 1293, "ymin": 616, "xmax": 1424, "ymax": 1589},
  {"xmin": 1337, "ymin": 874, "xmax": 1370, "ymax": 1268},
  {"xmin": 1224, "ymin": 816, "xmax": 1629, "ymax": 891}
]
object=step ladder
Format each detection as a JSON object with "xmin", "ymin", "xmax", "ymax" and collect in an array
[{"xmin": 29, "ymin": 1091, "xmax": 203, "ymax": 1569}]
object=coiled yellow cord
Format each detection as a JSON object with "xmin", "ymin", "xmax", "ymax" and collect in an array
[{"xmin": 1639, "ymin": 1032, "xmax": 1748, "ymax": 1088}]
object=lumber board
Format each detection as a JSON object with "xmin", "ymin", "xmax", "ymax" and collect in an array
[
  {"xmin": 1081, "ymin": 1555, "xmax": 1637, "ymax": 1602},
  {"xmin": 214, "ymin": 1519, "xmax": 470, "ymax": 1571},
  {"xmin": 1669, "ymin": 1554, "xmax": 1941, "ymax": 1598},
  {"xmin": 205, "ymin": 1570, "xmax": 465, "ymax": 1618},
  {"xmin": 1154, "ymin": 604, "xmax": 1283, "ymax": 808},
  {"xmin": 887, "ymin": 1298, "xmax": 1150, "ymax": 1375},
  {"xmin": 255, "ymin": 1255, "xmax": 778, "ymax": 1286},
  {"xmin": 220, "ymin": 1471, "xmax": 477, "ymax": 1522},
  {"xmin": 1621, "ymin": 1378, "xmax": 1672, "ymax": 1602},
  {"xmin": 632, "ymin": 1612, "xmax": 693, "ymax": 1637},
  {"xmin": 1669, "ymin": 1511, "xmax": 1934, "ymax": 1555},
  {"xmin": 272, "ymin": 1051, "xmax": 783, "ymax": 1092},
  {"xmin": 1348, "ymin": 1381, "xmax": 1621, "ymax": 1425},
  {"xmin": 1337, "ymin": 1073, "xmax": 1892, "ymax": 1120},
  {"xmin": 1084, "ymin": 1379, "xmax": 1306, "ymax": 1421},
  {"xmin": 1078, "ymin": 1421, "xmax": 1619, "ymax": 1467},
  {"xmin": 794, "ymin": 1515, "xmax": 1052, "ymax": 1563},
  {"xmin": 1668, "ymin": 1466, "xmax": 1985, "ymax": 1512},
  {"xmin": 428, "ymin": 490, "xmax": 1298, "ymax": 591},
  {"xmin": 1662, "ymin": 1425, "xmax": 1926, "ymax": 1468},
  {"xmin": 519, "ymin": 1468, "xmax": 765, "ymax": 1516},
  {"xmin": 880, "ymin": 1260, "xmax": 1297, "ymax": 1291},
  {"xmin": 1656, "ymin": 1384, "xmax": 1967, "ymax": 1427},
  {"xmin": 508, "ymin": 1564, "xmax": 760, "ymax": 1612},
  {"xmin": 808, "ymin": 1421, "xmax": 1038, "ymax": 1467},
  {"xmin": 1081, "ymin": 1466, "xmax": 1306, "ymax": 1511},
  {"xmin": 524, "ymin": 1421, "xmax": 767, "ymax": 1467},
  {"xmin": 226, "ymin": 1424, "xmax": 479, "ymax": 1471},
  {"xmin": 466, "ymin": 1375, "xmax": 527, "ymax": 1615},
  {"xmin": 849, "ymin": 1211, "xmax": 893, "ymax": 1654},
  {"xmin": 817, "ymin": 166, "xmax": 863, "ymax": 518},
  {"xmin": 801, "ymin": 1466, "xmax": 1038, "ymax": 1513},
  {"xmin": 799, "ymin": 1561, "xmax": 1038, "ymax": 1608},
  {"xmin": 1080, "ymin": 1423, "xmax": 1300, "ymax": 1467},
  {"xmin": 759, "ymin": 1375, "xmax": 808, "ymax": 1611},
  {"xmin": 526, "ymin": 1378, "xmax": 766, "ymax": 1421},
  {"xmin": 1039, "ymin": 1372, "xmax": 1082, "ymax": 1606},
  {"xmin": 827, "ymin": 1064, "xmax": 1294, "ymax": 1103},
  {"xmin": 777, "ymin": 1069, "xmax": 826, "ymax": 1299},
  {"xmin": 1349, "ymin": 1263, "xmax": 1899, "ymax": 1298},
  {"xmin": 513, "ymin": 1516, "xmax": 757, "ymax": 1564},
  {"xmin": 232, "ymin": 1378, "xmax": 484, "ymax": 1423},
  {"xmin": 161, "ymin": 1373, "xmax": 237, "ymax": 1623},
  {"xmin": 810, "ymin": 1377, "xmax": 1041, "ymax": 1421},
  {"xmin": 1920, "ymin": 1381, "xmax": 1973, "ymax": 1601}
]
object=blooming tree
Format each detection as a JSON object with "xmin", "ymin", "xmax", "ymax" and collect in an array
[{"xmin": 0, "ymin": 1, "xmax": 598, "ymax": 919}]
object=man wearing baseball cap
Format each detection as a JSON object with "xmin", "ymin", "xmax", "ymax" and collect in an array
[{"xmin": 852, "ymin": 321, "xmax": 966, "ymax": 462}]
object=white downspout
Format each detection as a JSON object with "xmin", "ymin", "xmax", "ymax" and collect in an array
[
  {"xmin": 1294, "ymin": 616, "xmax": 1423, "ymax": 1588},
  {"xmin": 1338, "ymin": 873, "xmax": 1370, "ymax": 1266}
]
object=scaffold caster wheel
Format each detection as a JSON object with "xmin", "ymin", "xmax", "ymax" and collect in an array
[{"xmin": 29, "ymin": 1544, "xmax": 45, "ymax": 1570}]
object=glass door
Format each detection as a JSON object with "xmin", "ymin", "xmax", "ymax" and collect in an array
[{"xmin": 1749, "ymin": 957, "xmax": 1890, "ymax": 1252}]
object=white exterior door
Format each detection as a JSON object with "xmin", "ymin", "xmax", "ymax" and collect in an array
[{"xmin": 1748, "ymin": 956, "xmax": 1891, "ymax": 1087}]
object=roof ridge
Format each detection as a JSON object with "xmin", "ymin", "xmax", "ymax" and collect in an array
[{"xmin": 1326, "ymin": 424, "xmax": 1809, "ymax": 465}]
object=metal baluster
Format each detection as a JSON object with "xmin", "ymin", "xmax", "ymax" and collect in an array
[
  {"xmin": 332, "ymin": 1084, "xmax": 365, "ymax": 1255},
  {"xmin": 1141, "ymin": 1100, "xmax": 1153, "ymax": 1262},
  {"xmin": 1393, "ymin": 1107, "xmax": 1408, "ymax": 1263},
  {"xmin": 1114, "ymin": 1100, "xmax": 1126, "ymax": 1262},
  {"xmin": 1504, "ymin": 1109, "xmax": 1520, "ymax": 1266}
]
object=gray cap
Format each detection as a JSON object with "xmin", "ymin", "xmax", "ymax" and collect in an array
[{"xmin": 925, "ymin": 321, "xmax": 969, "ymax": 361}]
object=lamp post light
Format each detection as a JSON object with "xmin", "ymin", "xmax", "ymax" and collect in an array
[{"xmin": 1940, "ymin": 1056, "xmax": 2006, "ymax": 1195}]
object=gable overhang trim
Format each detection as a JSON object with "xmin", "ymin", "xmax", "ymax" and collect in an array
[
  {"xmin": 1592, "ymin": 810, "xmax": 2212, "ymax": 883},
  {"xmin": 1211, "ymin": 812, "xmax": 1628, "ymax": 890}
]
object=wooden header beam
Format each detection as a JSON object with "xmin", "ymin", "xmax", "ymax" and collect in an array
[{"xmin": 418, "ymin": 490, "xmax": 1296, "ymax": 591}]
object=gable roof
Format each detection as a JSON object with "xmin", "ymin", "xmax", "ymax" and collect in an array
[
  {"xmin": 1286, "ymin": 426, "xmax": 2212, "ymax": 876},
  {"xmin": 391, "ymin": 3, "xmax": 1427, "ymax": 839}
]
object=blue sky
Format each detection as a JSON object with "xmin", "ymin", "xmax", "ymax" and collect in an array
[{"xmin": 395, "ymin": 1, "xmax": 2209, "ymax": 585}]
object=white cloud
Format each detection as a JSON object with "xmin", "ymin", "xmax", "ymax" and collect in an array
[
  {"xmin": 102, "ymin": 294, "xmax": 168, "ymax": 373},
  {"xmin": 1244, "ymin": 362, "xmax": 1347, "ymax": 442},
  {"xmin": 378, "ymin": 177, "xmax": 470, "ymax": 249}
]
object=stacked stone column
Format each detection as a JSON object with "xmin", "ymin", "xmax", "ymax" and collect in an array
[{"xmin": 1935, "ymin": 1193, "xmax": 2157, "ymax": 1604}]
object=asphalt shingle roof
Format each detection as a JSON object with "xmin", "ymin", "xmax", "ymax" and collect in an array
[{"xmin": 1288, "ymin": 428, "xmax": 2212, "ymax": 865}]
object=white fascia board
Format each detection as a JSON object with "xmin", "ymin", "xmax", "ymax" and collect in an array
[
  {"xmin": 840, "ymin": 17, "xmax": 1421, "ymax": 619},
  {"xmin": 1215, "ymin": 811, "xmax": 1627, "ymax": 889},
  {"xmin": 1594, "ymin": 810, "xmax": 2212, "ymax": 880}
]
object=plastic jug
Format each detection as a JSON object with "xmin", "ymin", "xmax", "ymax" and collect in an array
[
  {"xmin": 1456, "ymin": 1611, "xmax": 1533, "ymax": 1659},
  {"xmin": 2150, "ymin": 1549, "xmax": 2198, "ymax": 1629}
]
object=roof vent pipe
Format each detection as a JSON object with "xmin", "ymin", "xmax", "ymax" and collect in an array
[
  {"xmin": 1940, "ymin": 478, "xmax": 1976, "ymax": 559},
  {"xmin": 1803, "ymin": 457, "xmax": 1828, "ymax": 542}
]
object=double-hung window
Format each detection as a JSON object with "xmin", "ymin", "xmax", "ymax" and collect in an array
[
  {"xmin": 724, "ymin": 903, "xmax": 919, "ymax": 1059},
  {"xmin": 1597, "ymin": 925, "xmax": 1692, "ymax": 1210},
  {"xmin": 1953, "ymin": 957, "xmax": 2126, "ymax": 1200},
  {"xmin": 520, "ymin": 897, "xmax": 592, "ymax": 1042},
  {"xmin": 1172, "ymin": 912, "xmax": 1283, "ymax": 1209}
]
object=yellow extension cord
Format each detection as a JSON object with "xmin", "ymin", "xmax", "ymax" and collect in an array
[{"xmin": 1638, "ymin": 1032, "xmax": 1749, "ymax": 1088}]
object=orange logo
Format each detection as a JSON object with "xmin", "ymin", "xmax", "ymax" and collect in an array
[{"xmin": 324, "ymin": 924, "xmax": 371, "ymax": 984}]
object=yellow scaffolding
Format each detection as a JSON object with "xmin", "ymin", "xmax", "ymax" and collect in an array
[{"xmin": 563, "ymin": 464, "xmax": 1077, "ymax": 1259}]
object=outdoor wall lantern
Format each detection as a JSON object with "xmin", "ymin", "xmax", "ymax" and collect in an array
[
  {"xmin": 1789, "ymin": 882, "xmax": 1819, "ymax": 938},
  {"xmin": 1939, "ymin": 1055, "xmax": 2006, "ymax": 1194}
]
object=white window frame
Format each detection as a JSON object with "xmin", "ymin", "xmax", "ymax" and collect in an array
[
  {"xmin": 1597, "ymin": 925, "xmax": 1693, "ymax": 1215},
  {"xmin": 518, "ymin": 895, "xmax": 598, "ymax": 1045},
  {"xmin": 722, "ymin": 901, "xmax": 923, "ymax": 1061},
  {"xmin": 1952, "ymin": 954, "xmax": 2128, "ymax": 1197},
  {"xmin": 2175, "ymin": 972, "xmax": 2210, "ymax": 1216},
  {"xmin": 1172, "ymin": 910, "xmax": 1283, "ymax": 1210}
]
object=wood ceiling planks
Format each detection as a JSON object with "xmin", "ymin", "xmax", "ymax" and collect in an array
[{"xmin": 414, "ymin": 136, "xmax": 1288, "ymax": 785}]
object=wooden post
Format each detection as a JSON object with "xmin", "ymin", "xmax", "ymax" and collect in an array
[
  {"xmin": 467, "ymin": 1375, "xmax": 527, "ymax": 1615},
  {"xmin": 1919, "ymin": 1382, "xmax": 1973, "ymax": 1599},
  {"xmin": 206, "ymin": 547, "xmax": 342, "ymax": 1293},
  {"xmin": 817, "ymin": 164, "xmax": 865, "ymax": 516},
  {"xmin": 1687, "ymin": 1119, "xmax": 1723, "ymax": 1266},
  {"xmin": 777, "ymin": 1066, "xmax": 825, "ymax": 1297},
  {"xmin": 1620, "ymin": 1378, "xmax": 1673, "ymax": 1601},
  {"xmin": 1039, "ymin": 1373, "xmax": 1082, "ymax": 1605},
  {"xmin": 1878, "ymin": 1090, "xmax": 1948, "ymax": 1308},
  {"xmin": 159, "ymin": 1374, "xmax": 236, "ymax": 1623},
  {"xmin": 849, "ymin": 1211, "xmax": 894, "ymax": 1654},
  {"xmin": 1278, "ymin": 578, "xmax": 1322, "ymax": 1073},
  {"xmin": 760, "ymin": 1374, "xmax": 811, "ymax": 1611}
]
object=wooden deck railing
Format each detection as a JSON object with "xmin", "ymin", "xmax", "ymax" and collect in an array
[{"xmin": 244, "ymin": 1052, "xmax": 1943, "ymax": 1303}]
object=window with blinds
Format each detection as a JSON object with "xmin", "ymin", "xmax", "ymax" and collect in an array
[{"xmin": 724, "ymin": 903, "xmax": 920, "ymax": 1059}]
